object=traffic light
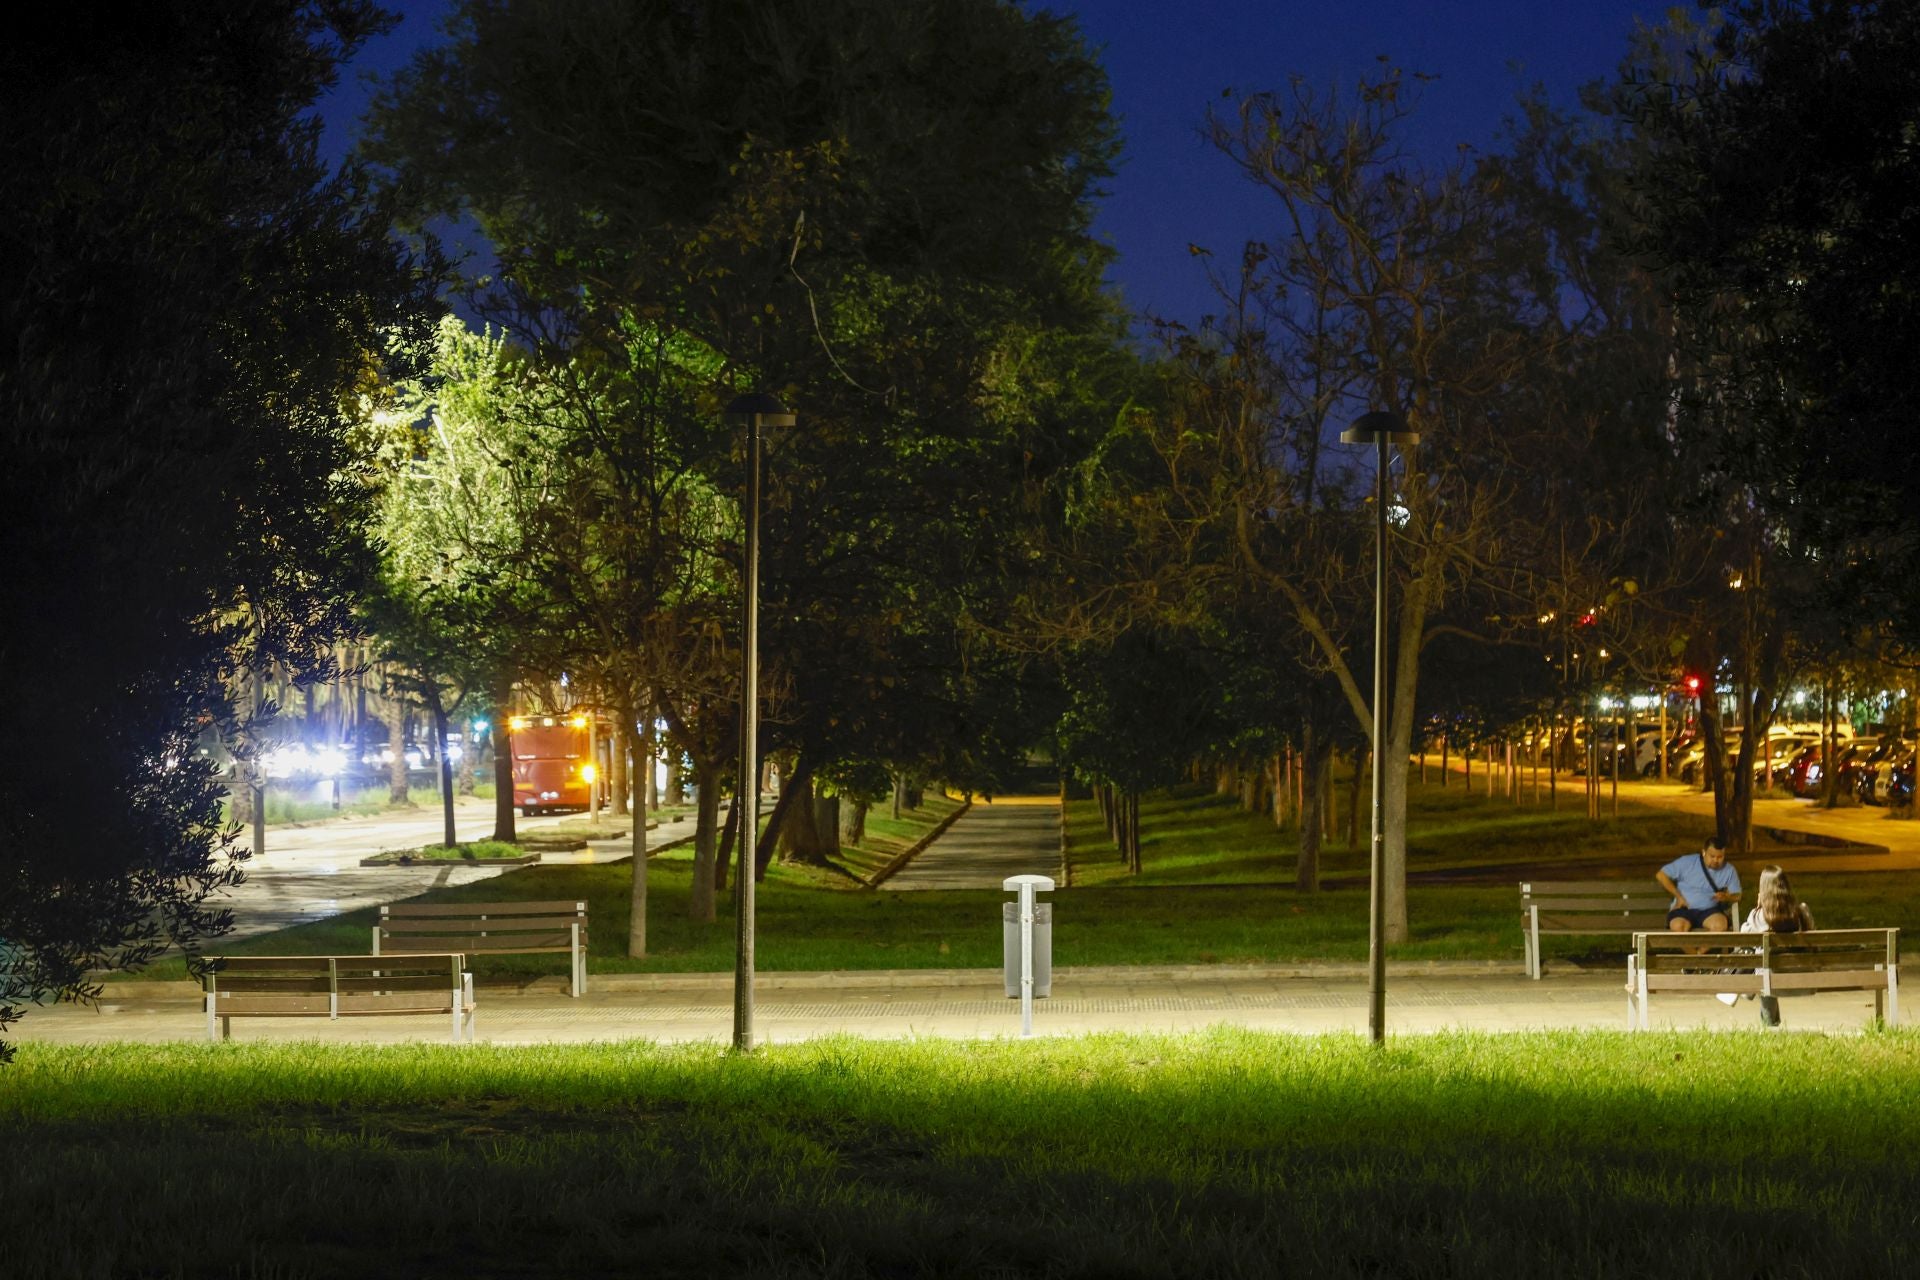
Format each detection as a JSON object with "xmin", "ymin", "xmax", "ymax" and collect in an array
[{"xmin": 1684, "ymin": 674, "xmax": 1702, "ymax": 696}]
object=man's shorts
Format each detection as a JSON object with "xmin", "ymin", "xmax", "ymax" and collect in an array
[{"xmin": 1667, "ymin": 905, "xmax": 1728, "ymax": 928}]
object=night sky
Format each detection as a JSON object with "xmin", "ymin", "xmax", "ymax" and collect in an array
[{"xmin": 319, "ymin": 0, "xmax": 1682, "ymax": 326}]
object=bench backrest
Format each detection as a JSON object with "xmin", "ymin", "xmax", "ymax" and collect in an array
[
  {"xmin": 1633, "ymin": 928, "xmax": 1899, "ymax": 992},
  {"xmin": 202, "ymin": 953, "xmax": 464, "ymax": 996},
  {"xmin": 1521, "ymin": 880, "xmax": 1678, "ymax": 931},
  {"xmin": 378, "ymin": 900, "xmax": 587, "ymax": 954}
]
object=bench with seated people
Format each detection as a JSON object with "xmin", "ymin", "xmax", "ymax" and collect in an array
[
  {"xmin": 1519, "ymin": 880, "xmax": 1725, "ymax": 979},
  {"xmin": 1625, "ymin": 928, "xmax": 1900, "ymax": 1030},
  {"xmin": 375, "ymin": 899, "xmax": 589, "ymax": 997},
  {"xmin": 201, "ymin": 953, "xmax": 475, "ymax": 1043}
]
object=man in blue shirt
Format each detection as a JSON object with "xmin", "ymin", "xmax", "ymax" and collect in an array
[{"xmin": 1657, "ymin": 837, "xmax": 1741, "ymax": 932}]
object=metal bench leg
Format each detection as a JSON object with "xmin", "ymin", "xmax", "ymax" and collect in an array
[
  {"xmin": 570, "ymin": 923, "xmax": 582, "ymax": 998},
  {"xmin": 206, "ymin": 993, "xmax": 216, "ymax": 1042}
]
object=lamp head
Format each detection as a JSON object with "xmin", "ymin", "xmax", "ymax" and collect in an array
[
  {"xmin": 725, "ymin": 392, "xmax": 796, "ymax": 428},
  {"xmin": 1340, "ymin": 410, "xmax": 1420, "ymax": 445}
]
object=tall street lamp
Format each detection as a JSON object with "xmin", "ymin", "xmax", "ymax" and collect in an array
[
  {"xmin": 1340, "ymin": 409, "xmax": 1420, "ymax": 1044},
  {"xmin": 727, "ymin": 392, "xmax": 795, "ymax": 1053}
]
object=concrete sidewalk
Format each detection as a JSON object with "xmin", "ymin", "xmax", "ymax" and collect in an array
[{"xmin": 19, "ymin": 963, "xmax": 1893, "ymax": 1046}]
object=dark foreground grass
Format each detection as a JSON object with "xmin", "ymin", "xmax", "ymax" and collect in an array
[{"xmin": 6, "ymin": 1031, "xmax": 1919, "ymax": 1278}]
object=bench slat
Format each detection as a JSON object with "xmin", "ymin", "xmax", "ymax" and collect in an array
[
  {"xmin": 383, "ymin": 935, "xmax": 577, "ymax": 955},
  {"xmin": 1520, "ymin": 881, "xmax": 1650, "ymax": 894},
  {"xmin": 1525, "ymin": 898, "xmax": 1674, "ymax": 911},
  {"xmin": 383, "ymin": 901, "xmax": 585, "ymax": 918},
  {"xmin": 332, "ymin": 974, "xmax": 471, "ymax": 993},
  {"xmin": 1644, "ymin": 974, "xmax": 1765, "ymax": 992},
  {"xmin": 1770, "ymin": 969, "xmax": 1890, "ymax": 991},
  {"xmin": 1773, "ymin": 950, "xmax": 1894, "ymax": 972},
  {"xmin": 381, "ymin": 916, "xmax": 586, "ymax": 934}
]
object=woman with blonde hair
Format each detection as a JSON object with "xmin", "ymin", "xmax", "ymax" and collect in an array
[{"xmin": 1740, "ymin": 864, "xmax": 1814, "ymax": 1028}]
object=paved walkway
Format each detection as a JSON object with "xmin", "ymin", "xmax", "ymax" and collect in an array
[
  {"xmin": 883, "ymin": 796, "xmax": 1060, "ymax": 890},
  {"xmin": 208, "ymin": 800, "xmax": 707, "ymax": 939},
  {"xmin": 17, "ymin": 964, "xmax": 1893, "ymax": 1046},
  {"xmin": 1420, "ymin": 756, "xmax": 1920, "ymax": 873}
]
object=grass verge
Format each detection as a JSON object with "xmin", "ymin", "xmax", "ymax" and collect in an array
[
  {"xmin": 5, "ymin": 1030, "xmax": 1918, "ymax": 1278},
  {"xmin": 358, "ymin": 840, "xmax": 534, "ymax": 865},
  {"xmin": 148, "ymin": 780, "xmax": 1913, "ymax": 984}
]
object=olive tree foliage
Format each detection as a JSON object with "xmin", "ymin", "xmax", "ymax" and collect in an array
[
  {"xmin": 361, "ymin": 317, "xmax": 556, "ymax": 848},
  {"xmin": 363, "ymin": 0, "xmax": 1124, "ymax": 906},
  {"xmin": 0, "ymin": 1, "xmax": 432, "ymax": 1056}
]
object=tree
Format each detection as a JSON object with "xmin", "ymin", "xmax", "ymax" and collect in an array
[
  {"xmin": 0, "ymin": 1, "xmax": 431, "ymax": 1056},
  {"xmin": 1618, "ymin": 4, "xmax": 1920, "ymax": 846},
  {"xmin": 364, "ymin": 0, "xmax": 1124, "ymax": 908}
]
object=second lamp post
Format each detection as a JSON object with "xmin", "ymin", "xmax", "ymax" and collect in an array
[
  {"xmin": 727, "ymin": 392, "xmax": 795, "ymax": 1053},
  {"xmin": 1340, "ymin": 409, "xmax": 1420, "ymax": 1044}
]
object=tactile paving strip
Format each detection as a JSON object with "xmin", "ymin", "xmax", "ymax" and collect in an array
[{"xmin": 483, "ymin": 987, "xmax": 1622, "ymax": 1024}]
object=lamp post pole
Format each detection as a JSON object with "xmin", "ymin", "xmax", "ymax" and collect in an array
[
  {"xmin": 1341, "ymin": 410, "xmax": 1419, "ymax": 1045},
  {"xmin": 727, "ymin": 393, "xmax": 794, "ymax": 1053}
]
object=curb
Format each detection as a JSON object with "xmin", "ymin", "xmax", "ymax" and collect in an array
[
  {"xmin": 356, "ymin": 852, "xmax": 543, "ymax": 868},
  {"xmin": 863, "ymin": 799, "xmax": 974, "ymax": 888}
]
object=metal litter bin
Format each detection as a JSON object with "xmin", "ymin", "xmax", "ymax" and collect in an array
[{"xmin": 1002, "ymin": 900, "xmax": 1052, "ymax": 998}]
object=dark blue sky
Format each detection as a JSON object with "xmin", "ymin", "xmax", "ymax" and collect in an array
[{"xmin": 322, "ymin": 0, "xmax": 1682, "ymax": 326}]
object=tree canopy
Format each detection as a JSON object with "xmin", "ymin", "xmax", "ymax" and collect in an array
[{"xmin": 0, "ymin": 0, "xmax": 432, "ymax": 1056}]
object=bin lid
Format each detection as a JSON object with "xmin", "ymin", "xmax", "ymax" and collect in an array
[{"xmin": 1003, "ymin": 874, "xmax": 1055, "ymax": 892}]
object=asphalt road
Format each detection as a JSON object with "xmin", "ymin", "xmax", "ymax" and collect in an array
[{"xmin": 214, "ymin": 797, "xmax": 575, "ymax": 938}]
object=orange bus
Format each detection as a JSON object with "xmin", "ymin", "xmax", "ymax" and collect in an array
[{"xmin": 509, "ymin": 713, "xmax": 599, "ymax": 816}]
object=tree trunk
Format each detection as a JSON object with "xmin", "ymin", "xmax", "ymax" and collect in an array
[
  {"xmin": 665, "ymin": 754, "xmax": 683, "ymax": 807},
  {"xmin": 1270, "ymin": 753, "xmax": 1288, "ymax": 828},
  {"xmin": 1125, "ymin": 790, "xmax": 1142, "ymax": 874},
  {"xmin": 611, "ymin": 717, "xmax": 629, "ymax": 817},
  {"xmin": 386, "ymin": 694, "xmax": 410, "ymax": 805},
  {"xmin": 689, "ymin": 757, "xmax": 719, "ymax": 923},
  {"xmin": 754, "ymin": 756, "xmax": 813, "ymax": 881},
  {"xmin": 456, "ymin": 717, "xmax": 476, "ymax": 796},
  {"xmin": 1346, "ymin": 750, "xmax": 1364, "ymax": 849},
  {"xmin": 715, "ymin": 776, "xmax": 739, "ymax": 895},
  {"xmin": 625, "ymin": 693, "xmax": 651, "ymax": 958},
  {"xmin": 430, "ymin": 694, "xmax": 456, "ymax": 849},
  {"xmin": 1379, "ymin": 569, "xmax": 1437, "ymax": 946},
  {"xmin": 491, "ymin": 685, "xmax": 516, "ymax": 843},
  {"xmin": 838, "ymin": 797, "xmax": 867, "ymax": 847},
  {"xmin": 1297, "ymin": 726, "xmax": 1333, "ymax": 893}
]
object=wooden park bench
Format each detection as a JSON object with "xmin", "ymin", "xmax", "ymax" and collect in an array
[
  {"xmin": 1626, "ymin": 928, "xmax": 1900, "ymax": 1030},
  {"xmin": 375, "ymin": 900, "xmax": 589, "ymax": 997},
  {"xmin": 1520, "ymin": 880, "xmax": 1738, "ymax": 980},
  {"xmin": 202, "ymin": 954, "xmax": 474, "ymax": 1043}
]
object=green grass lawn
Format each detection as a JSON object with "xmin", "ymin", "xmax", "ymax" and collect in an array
[
  {"xmin": 359, "ymin": 839, "xmax": 531, "ymax": 864},
  {"xmin": 136, "ymin": 778, "xmax": 1917, "ymax": 985},
  {"xmin": 7, "ymin": 1030, "xmax": 1919, "ymax": 1278}
]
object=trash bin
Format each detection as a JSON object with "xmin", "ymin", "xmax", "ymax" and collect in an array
[{"xmin": 1002, "ymin": 901, "xmax": 1052, "ymax": 998}]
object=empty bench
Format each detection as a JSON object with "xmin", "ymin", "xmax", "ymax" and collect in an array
[
  {"xmin": 202, "ymin": 954, "xmax": 474, "ymax": 1043},
  {"xmin": 376, "ymin": 900, "xmax": 589, "ymax": 997},
  {"xmin": 1626, "ymin": 928, "xmax": 1900, "ymax": 1029},
  {"xmin": 1520, "ymin": 880, "xmax": 1738, "ymax": 979}
]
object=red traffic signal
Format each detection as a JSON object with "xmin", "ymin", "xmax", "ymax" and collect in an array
[{"xmin": 1684, "ymin": 675, "xmax": 1702, "ymax": 695}]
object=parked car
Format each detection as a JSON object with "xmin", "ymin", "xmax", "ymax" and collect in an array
[
  {"xmin": 1792, "ymin": 736, "xmax": 1877, "ymax": 798},
  {"xmin": 1887, "ymin": 749, "xmax": 1916, "ymax": 809},
  {"xmin": 1855, "ymin": 738, "xmax": 1914, "ymax": 805}
]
